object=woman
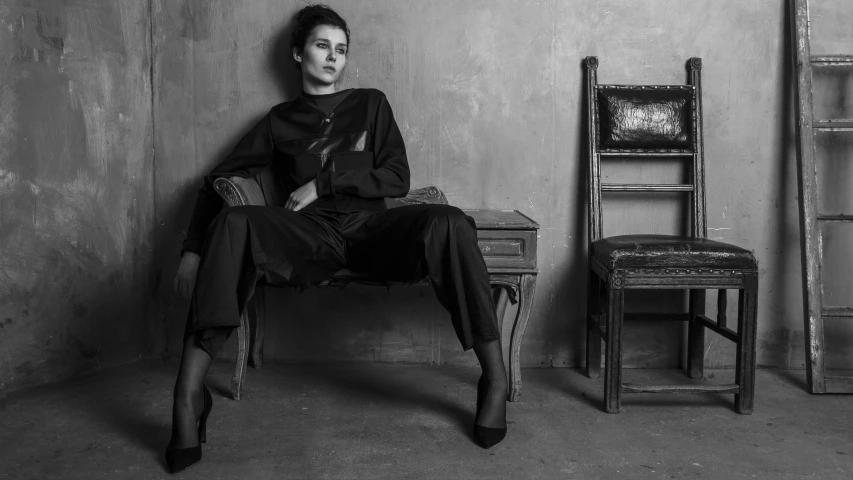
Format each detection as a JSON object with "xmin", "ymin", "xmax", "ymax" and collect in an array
[{"xmin": 166, "ymin": 4, "xmax": 509, "ymax": 472}]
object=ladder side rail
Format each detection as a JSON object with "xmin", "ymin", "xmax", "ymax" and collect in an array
[{"xmin": 791, "ymin": 0, "xmax": 827, "ymax": 393}]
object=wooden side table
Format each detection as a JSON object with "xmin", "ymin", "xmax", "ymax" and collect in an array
[{"xmin": 464, "ymin": 209, "xmax": 539, "ymax": 402}]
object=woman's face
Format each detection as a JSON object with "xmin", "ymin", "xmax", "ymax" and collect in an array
[{"xmin": 294, "ymin": 25, "xmax": 348, "ymax": 88}]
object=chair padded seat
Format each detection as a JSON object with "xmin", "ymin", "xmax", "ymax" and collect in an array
[{"xmin": 592, "ymin": 235, "xmax": 757, "ymax": 270}]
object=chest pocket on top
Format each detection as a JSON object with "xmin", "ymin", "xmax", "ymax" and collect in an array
[{"xmin": 331, "ymin": 151, "xmax": 374, "ymax": 172}]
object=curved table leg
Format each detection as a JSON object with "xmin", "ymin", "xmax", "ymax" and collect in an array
[
  {"xmin": 492, "ymin": 286, "xmax": 511, "ymax": 399},
  {"xmin": 509, "ymin": 274, "xmax": 536, "ymax": 402}
]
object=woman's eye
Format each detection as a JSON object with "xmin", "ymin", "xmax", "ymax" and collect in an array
[
  {"xmin": 337, "ymin": 49, "xmax": 346, "ymax": 55},
  {"xmin": 317, "ymin": 43, "xmax": 326, "ymax": 49}
]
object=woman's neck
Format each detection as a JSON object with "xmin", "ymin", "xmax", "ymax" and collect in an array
[{"xmin": 302, "ymin": 80, "xmax": 337, "ymax": 95}]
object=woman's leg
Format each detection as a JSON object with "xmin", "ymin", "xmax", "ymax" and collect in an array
[
  {"xmin": 473, "ymin": 339, "xmax": 507, "ymax": 429},
  {"xmin": 169, "ymin": 333, "xmax": 214, "ymax": 449},
  {"xmin": 345, "ymin": 204, "xmax": 507, "ymax": 428},
  {"xmin": 171, "ymin": 206, "xmax": 347, "ymax": 447}
]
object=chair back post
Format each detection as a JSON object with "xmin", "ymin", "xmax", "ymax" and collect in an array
[
  {"xmin": 584, "ymin": 56, "xmax": 603, "ymax": 245},
  {"xmin": 687, "ymin": 57, "xmax": 708, "ymax": 239}
]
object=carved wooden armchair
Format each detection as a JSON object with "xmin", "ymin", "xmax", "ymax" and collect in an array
[
  {"xmin": 211, "ymin": 168, "xmax": 491, "ymax": 400},
  {"xmin": 583, "ymin": 57, "xmax": 759, "ymax": 414}
]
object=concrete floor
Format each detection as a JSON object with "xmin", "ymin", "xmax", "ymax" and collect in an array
[{"xmin": 1, "ymin": 362, "xmax": 851, "ymax": 480}]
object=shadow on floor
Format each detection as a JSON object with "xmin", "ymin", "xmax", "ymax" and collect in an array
[
  {"xmin": 70, "ymin": 371, "xmax": 171, "ymax": 471},
  {"xmin": 300, "ymin": 365, "xmax": 473, "ymax": 437}
]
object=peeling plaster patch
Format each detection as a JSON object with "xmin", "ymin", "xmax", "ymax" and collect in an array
[
  {"xmin": 0, "ymin": 85, "xmax": 18, "ymax": 160},
  {"xmin": 0, "ymin": 169, "xmax": 39, "ymax": 194}
]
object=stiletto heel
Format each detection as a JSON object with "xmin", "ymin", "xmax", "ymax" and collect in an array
[
  {"xmin": 473, "ymin": 375, "xmax": 507, "ymax": 449},
  {"xmin": 165, "ymin": 385, "xmax": 213, "ymax": 473}
]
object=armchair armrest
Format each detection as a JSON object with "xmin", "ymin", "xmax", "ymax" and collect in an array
[
  {"xmin": 388, "ymin": 186, "xmax": 448, "ymax": 207},
  {"xmin": 213, "ymin": 176, "xmax": 268, "ymax": 207},
  {"xmin": 213, "ymin": 174, "xmax": 448, "ymax": 209}
]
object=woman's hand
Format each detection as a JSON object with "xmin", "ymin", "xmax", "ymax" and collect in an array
[
  {"xmin": 174, "ymin": 252, "xmax": 201, "ymax": 301},
  {"xmin": 285, "ymin": 179, "xmax": 319, "ymax": 211}
]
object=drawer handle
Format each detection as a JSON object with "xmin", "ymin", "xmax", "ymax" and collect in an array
[{"xmin": 481, "ymin": 245, "xmax": 491, "ymax": 253}]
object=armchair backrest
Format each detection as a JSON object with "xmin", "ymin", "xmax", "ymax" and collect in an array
[{"xmin": 584, "ymin": 56, "xmax": 707, "ymax": 245}]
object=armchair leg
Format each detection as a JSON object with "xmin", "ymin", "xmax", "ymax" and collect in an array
[
  {"xmin": 249, "ymin": 288, "xmax": 266, "ymax": 369},
  {"xmin": 735, "ymin": 283, "xmax": 758, "ymax": 414},
  {"xmin": 586, "ymin": 271, "xmax": 601, "ymax": 378},
  {"xmin": 231, "ymin": 310, "xmax": 250, "ymax": 401},
  {"xmin": 687, "ymin": 289, "xmax": 706, "ymax": 379},
  {"xmin": 603, "ymin": 283, "xmax": 624, "ymax": 413}
]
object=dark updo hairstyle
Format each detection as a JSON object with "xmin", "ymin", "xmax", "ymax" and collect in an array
[{"xmin": 291, "ymin": 4, "xmax": 351, "ymax": 67}]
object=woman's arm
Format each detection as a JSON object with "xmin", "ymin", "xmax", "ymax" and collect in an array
[
  {"xmin": 181, "ymin": 114, "xmax": 275, "ymax": 256},
  {"xmin": 314, "ymin": 92, "xmax": 411, "ymax": 199}
]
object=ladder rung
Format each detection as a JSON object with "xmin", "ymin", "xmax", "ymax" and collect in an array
[
  {"xmin": 817, "ymin": 214, "xmax": 853, "ymax": 222},
  {"xmin": 624, "ymin": 313, "xmax": 688, "ymax": 322},
  {"xmin": 821, "ymin": 307, "xmax": 853, "ymax": 318},
  {"xmin": 602, "ymin": 183, "xmax": 694, "ymax": 192},
  {"xmin": 814, "ymin": 120, "xmax": 853, "ymax": 131},
  {"xmin": 600, "ymin": 150, "xmax": 694, "ymax": 157},
  {"xmin": 810, "ymin": 55, "xmax": 853, "ymax": 66},
  {"xmin": 622, "ymin": 383, "xmax": 740, "ymax": 394}
]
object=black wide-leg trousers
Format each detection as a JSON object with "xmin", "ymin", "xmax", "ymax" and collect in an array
[{"xmin": 185, "ymin": 203, "xmax": 500, "ymax": 357}]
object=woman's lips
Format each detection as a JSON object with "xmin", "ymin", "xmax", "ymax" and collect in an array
[{"xmin": 323, "ymin": 66, "xmax": 336, "ymax": 72}]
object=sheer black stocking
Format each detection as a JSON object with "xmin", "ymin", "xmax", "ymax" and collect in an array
[
  {"xmin": 472, "ymin": 338, "xmax": 507, "ymax": 429},
  {"xmin": 168, "ymin": 333, "xmax": 213, "ymax": 449}
]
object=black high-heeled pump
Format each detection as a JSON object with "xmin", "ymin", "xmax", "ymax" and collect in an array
[
  {"xmin": 165, "ymin": 385, "xmax": 213, "ymax": 473},
  {"xmin": 473, "ymin": 375, "xmax": 507, "ymax": 449}
]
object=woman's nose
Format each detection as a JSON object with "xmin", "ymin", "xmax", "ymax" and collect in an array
[{"xmin": 327, "ymin": 51, "xmax": 336, "ymax": 62}]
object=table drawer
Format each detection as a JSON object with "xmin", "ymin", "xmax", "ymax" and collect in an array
[{"xmin": 476, "ymin": 229, "xmax": 537, "ymax": 271}]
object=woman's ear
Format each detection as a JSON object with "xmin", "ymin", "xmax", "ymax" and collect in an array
[{"xmin": 292, "ymin": 47, "xmax": 302, "ymax": 64}]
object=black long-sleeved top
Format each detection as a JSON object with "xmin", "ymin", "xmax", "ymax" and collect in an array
[{"xmin": 182, "ymin": 88, "xmax": 411, "ymax": 255}]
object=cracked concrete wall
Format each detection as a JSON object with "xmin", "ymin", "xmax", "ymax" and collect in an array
[
  {"xmin": 0, "ymin": 0, "xmax": 154, "ymax": 394},
  {"xmin": 2, "ymin": 1, "xmax": 851, "ymax": 394}
]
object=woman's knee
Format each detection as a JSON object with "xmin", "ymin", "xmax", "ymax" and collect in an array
[
  {"xmin": 206, "ymin": 206, "xmax": 265, "ymax": 240},
  {"xmin": 418, "ymin": 205, "xmax": 477, "ymax": 243},
  {"xmin": 421, "ymin": 204, "xmax": 474, "ymax": 230}
]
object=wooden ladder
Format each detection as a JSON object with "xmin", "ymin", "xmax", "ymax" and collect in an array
[{"xmin": 790, "ymin": 0, "xmax": 853, "ymax": 393}]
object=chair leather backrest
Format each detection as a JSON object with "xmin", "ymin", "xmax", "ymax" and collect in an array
[
  {"xmin": 584, "ymin": 57, "xmax": 706, "ymax": 243},
  {"xmin": 597, "ymin": 87, "xmax": 693, "ymax": 149}
]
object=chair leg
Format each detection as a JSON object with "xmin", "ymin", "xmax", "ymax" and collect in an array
[
  {"xmin": 586, "ymin": 271, "xmax": 601, "ymax": 378},
  {"xmin": 231, "ymin": 310, "xmax": 250, "ymax": 401},
  {"xmin": 603, "ymin": 281, "xmax": 624, "ymax": 413},
  {"xmin": 735, "ymin": 282, "xmax": 758, "ymax": 414},
  {"xmin": 687, "ymin": 289, "xmax": 706, "ymax": 379},
  {"xmin": 249, "ymin": 288, "xmax": 266, "ymax": 369}
]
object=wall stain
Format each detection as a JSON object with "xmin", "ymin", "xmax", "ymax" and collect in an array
[
  {"xmin": 14, "ymin": 361, "xmax": 35, "ymax": 376},
  {"xmin": 67, "ymin": 333, "xmax": 101, "ymax": 359},
  {"xmin": 71, "ymin": 303, "xmax": 89, "ymax": 318},
  {"xmin": 178, "ymin": 1, "xmax": 211, "ymax": 41},
  {"xmin": 6, "ymin": 2, "xmax": 66, "ymax": 63}
]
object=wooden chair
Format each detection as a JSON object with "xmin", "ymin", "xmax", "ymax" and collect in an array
[
  {"xmin": 212, "ymin": 169, "xmax": 513, "ymax": 400},
  {"xmin": 583, "ymin": 57, "xmax": 759, "ymax": 414}
]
